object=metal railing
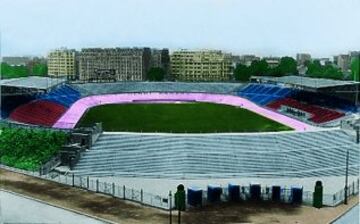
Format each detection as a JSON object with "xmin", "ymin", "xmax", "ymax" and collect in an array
[
  {"xmin": 0, "ymin": 164, "xmax": 170, "ymax": 210},
  {"xmin": 329, "ymin": 179, "xmax": 360, "ymax": 206},
  {"xmin": 1, "ymin": 164, "xmax": 358, "ymax": 210}
]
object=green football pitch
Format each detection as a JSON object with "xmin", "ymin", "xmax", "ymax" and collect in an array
[{"xmin": 76, "ymin": 103, "xmax": 292, "ymax": 133}]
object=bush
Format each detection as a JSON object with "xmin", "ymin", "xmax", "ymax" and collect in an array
[{"xmin": 0, "ymin": 127, "xmax": 68, "ymax": 170}]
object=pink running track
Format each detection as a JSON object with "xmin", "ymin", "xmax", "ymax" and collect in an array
[{"xmin": 53, "ymin": 92, "xmax": 314, "ymax": 131}]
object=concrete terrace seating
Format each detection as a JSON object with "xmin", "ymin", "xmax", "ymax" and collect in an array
[
  {"xmin": 9, "ymin": 100, "xmax": 67, "ymax": 127},
  {"xmin": 70, "ymin": 82, "xmax": 244, "ymax": 97},
  {"xmin": 39, "ymin": 85, "xmax": 81, "ymax": 108},
  {"xmin": 267, "ymin": 98, "xmax": 345, "ymax": 124},
  {"xmin": 237, "ymin": 83, "xmax": 293, "ymax": 105},
  {"xmin": 73, "ymin": 129, "xmax": 360, "ymax": 178}
]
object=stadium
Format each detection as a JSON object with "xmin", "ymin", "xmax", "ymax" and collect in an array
[{"xmin": 0, "ymin": 76, "xmax": 359, "ymax": 210}]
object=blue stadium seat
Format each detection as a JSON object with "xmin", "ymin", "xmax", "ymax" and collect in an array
[
  {"xmin": 237, "ymin": 83, "xmax": 293, "ymax": 105},
  {"xmin": 38, "ymin": 84, "xmax": 80, "ymax": 108}
]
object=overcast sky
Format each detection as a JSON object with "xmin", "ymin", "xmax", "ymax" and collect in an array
[{"xmin": 0, "ymin": 0, "xmax": 359, "ymax": 58}]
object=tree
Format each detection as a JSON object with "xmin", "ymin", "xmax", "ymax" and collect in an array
[
  {"xmin": 147, "ymin": 67, "xmax": 165, "ymax": 81},
  {"xmin": 306, "ymin": 60, "xmax": 323, "ymax": 77},
  {"xmin": 278, "ymin": 57, "xmax": 298, "ymax": 75},
  {"xmin": 1, "ymin": 62, "xmax": 28, "ymax": 78},
  {"xmin": 306, "ymin": 60, "xmax": 344, "ymax": 80},
  {"xmin": 323, "ymin": 64, "xmax": 343, "ymax": 80},
  {"xmin": 249, "ymin": 59, "xmax": 269, "ymax": 76},
  {"xmin": 32, "ymin": 63, "xmax": 48, "ymax": 76},
  {"xmin": 351, "ymin": 57, "xmax": 360, "ymax": 81},
  {"xmin": 233, "ymin": 64, "xmax": 250, "ymax": 81}
]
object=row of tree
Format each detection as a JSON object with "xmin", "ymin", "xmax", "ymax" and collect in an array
[
  {"xmin": 234, "ymin": 57, "xmax": 298, "ymax": 81},
  {"xmin": 305, "ymin": 60, "xmax": 344, "ymax": 80},
  {"xmin": 1, "ymin": 62, "xmax": 48, "ymax": 79},
  {"xmin": 2, "ymin": 58, "xmax": 358, "ymax": 82}
]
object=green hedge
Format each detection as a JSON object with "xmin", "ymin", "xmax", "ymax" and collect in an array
[{"xmin": 0, "ymin": 127, "xmax": 68, "ymax": 170}]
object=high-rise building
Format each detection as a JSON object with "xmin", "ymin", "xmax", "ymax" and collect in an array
[
  {"xmin": 170, "ymin": 50, "xmax": 233, "ymax": 82},
  {"xmin": 47, "ymin": 48, "xmax": 77, "ymax": 79},
  {"xmin": 337, "ymin": 54, "xmax": 351, "ymax": 73},
  {"xmin": 296, "ymin": 53, "xmax": 311, "ymax": 65},
  {"xmin": 79, "ymin": 48, "xmax": 151, "ymax": 82}
]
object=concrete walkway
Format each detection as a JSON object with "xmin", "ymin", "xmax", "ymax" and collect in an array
[
  {"xmin": 333, "ymin": 204, "xmax": 359, "ymax": 224},
  {"xmin": 0, "ymin": 190, "xmax": 106, "ymax": 224}
]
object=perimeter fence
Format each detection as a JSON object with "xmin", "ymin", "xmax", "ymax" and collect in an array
[{"xmin": 0, "ymin": 164, "xmax": 358, "ymax": 210}]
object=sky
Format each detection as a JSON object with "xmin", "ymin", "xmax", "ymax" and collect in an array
[{"xmin": 0, "ymin": 0, "xmax": 359, "ymax": 58}]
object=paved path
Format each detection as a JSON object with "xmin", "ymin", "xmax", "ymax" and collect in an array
[
  {"xmin": 0, "ymin": 190, "xmax": 106, "ymax": 224},
  {"xmin": 333, "ymin": 204, "xmax": 359, "ymax": 224}
]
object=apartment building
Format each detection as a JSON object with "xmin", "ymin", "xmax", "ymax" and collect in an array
[
  {"xmin": 47, "ymin": 48, "xmax": 77, "ymax": 79},
  {"xmin": 170, "ymin": 50, "xmax": 233, "ymax": 82},
  {"xmin": 79, "ymin": 48, "xmax": 151, "ymax": 82}
]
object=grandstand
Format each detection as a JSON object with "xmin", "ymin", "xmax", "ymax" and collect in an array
[
  {"xmin": 39, "ymin": 85, "xmax": 81, "ymax": 108},
  {"xmin": 267, "ymin": 98, "xmax": 344, "ymax": 124},
  {"xmin": 0, "ymin": 94, "xmax": 35, "ymax": 117},
  {"xmin": 0, "ymin": 77, "xmax": 81, "ymax": 126},
  {"xmin": 8, "ymin": 84, "xmax": 81, "ymax": 126},
  {"xmin": 237, "ymin": 83, "xmax": 293, "ymax": 105},
  {"xmin": 73, "ymin": 129, "xmax": 359, "ymax": 178},
  {"xmin": 237, "ymin": 76, "xmax": 359, "ymax": 125},
  {"xmin": 71, "ymin": 82, "xmax": 244, "ymax": 96},
  {"xmin": 9, "ymin": 100, "xmax": 67, "ymax": 126}
]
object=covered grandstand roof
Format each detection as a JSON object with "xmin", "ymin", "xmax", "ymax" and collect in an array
[
  {"xmin": 252, "ymin": 75, "xmax": 359, "ymax": 89},
  {"xmin": 0, "ymin": 76, "xmax": 65, "ymax": 90}
]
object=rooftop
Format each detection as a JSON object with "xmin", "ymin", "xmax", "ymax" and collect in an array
[
  {"xmin": 0, "ymin": 76, "xmax": 66, "ymax": 90},
  {"xmin": 252, "ymin": 75, "xmax": 359, "ymax": 89}
]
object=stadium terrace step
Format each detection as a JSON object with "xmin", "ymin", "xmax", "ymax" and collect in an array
[
  {"xmin": 70, "ymin": 82, "xmax": 244, "ymax": 97},
  {"xmin": 73, "ymin": 130, "xmax": 360, "ymax": 178}
]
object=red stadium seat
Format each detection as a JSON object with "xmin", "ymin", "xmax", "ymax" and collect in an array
[
  {"xmin": 9, "ymin": 100, "xmax": 67, "ymax": 127},
  {"xmin": 267, "ymin": 98, "xmax": 344, "ymax": 124}
]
